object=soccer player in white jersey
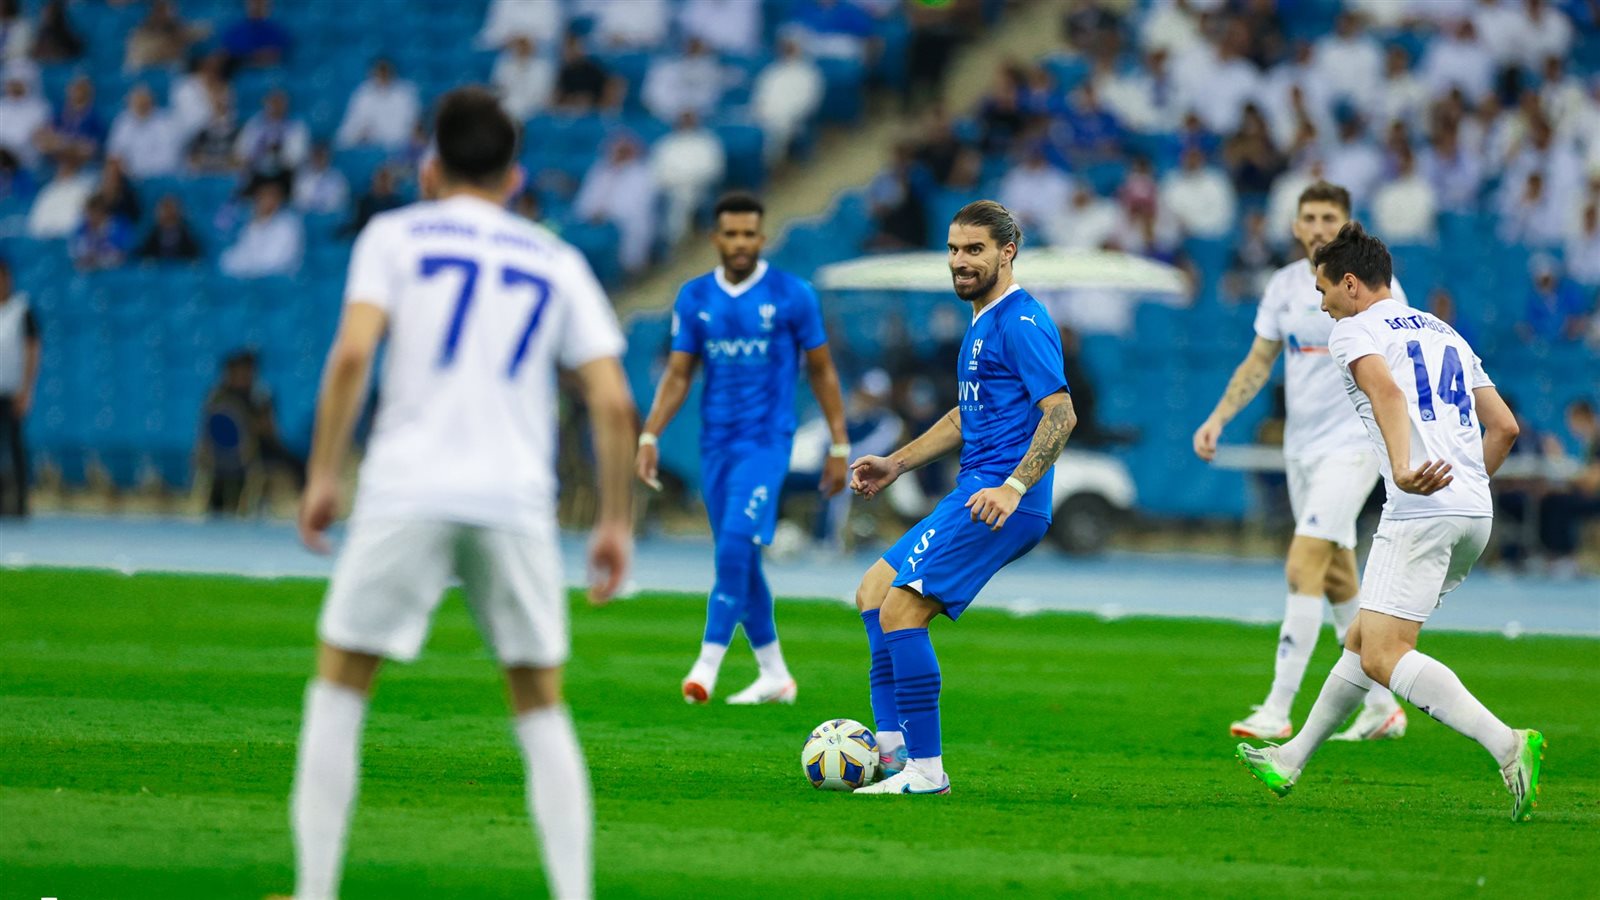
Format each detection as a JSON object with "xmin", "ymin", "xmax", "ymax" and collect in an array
[
  {"xmin": 287, "ymin": 88, "xmax": 636, "ymax": 899},
  {"xmin": 1193, "ymin": 182, "xmax": 1406, "ymax": 742},
  {"xmin": 1238, "ymin": 223, "xmax": 1544, "ymax": 822}
]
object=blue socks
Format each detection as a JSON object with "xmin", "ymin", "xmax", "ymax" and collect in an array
[
  {"xmin": 702, "ymin": 534, "xmax": 758, "ymax": 645},
  {"xmin": 884, "ymin": 627, "xmax": 942, "ymax": 758},
  {"xmin": 742, "ymin": 565, "xmax": 777, "ymax": 648},
  {"xmin": 860, "ymin": 610, "xmax": 899, "ymax": 735}
]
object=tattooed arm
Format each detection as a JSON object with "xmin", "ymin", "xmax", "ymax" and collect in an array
[
  {"xmin": 1192, "ymin": 336, "xmax": 1283, "ymax": 461},
  {"xmin": 966, "ymin": 390, "xmax": 1077, "ymax": 530}
]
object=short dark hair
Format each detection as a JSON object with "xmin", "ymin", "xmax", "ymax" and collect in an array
[
  {"xmin": 951, "ymin": 199, "xmax": 1023, "ymax": 252},
  {"xmin": 1297, "ymin": 181, "xmax": 1352, "ymax": 215},
  {"xmin": 713, "ymin": 191, "xmax": 764, "ymax": 220},
  {"xmin": 433, "ymin": 86, "xmax": 519, "ymax": 188},
  {"xmin": 1313, "ymin": 221, "xmax": 1392, "ymax": 290},
  {"xmin": 1570, "ymin": 398, "xmax": 1596, "ymax": 419}
]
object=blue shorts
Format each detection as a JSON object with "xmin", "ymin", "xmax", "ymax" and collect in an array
[
  {"xmin": 881, "ymin": 473, "xmax": 1050, "ymax": 620},
  {"xmin": 701, "ymin": 443, "xmax": 788, "ymax": 545}
]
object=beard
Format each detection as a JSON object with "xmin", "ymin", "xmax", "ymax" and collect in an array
[{"xmin": 951, "ymin": 264, "xmax": 999, "ymax": 300}]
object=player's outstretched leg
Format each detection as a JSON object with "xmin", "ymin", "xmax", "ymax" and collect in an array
[
  {"xmin": 510, "ymin": 666, "xmax": 593, "ymax": 899},
  {"xmin": 684, "ymin": 534, "xmax": 756, "ymax": 703},
  {"xmin": 1237, "ymin": 647, "xmax": 1371, "ymax": 797},
  {"xmin": 727, "ymin": 564, "xmax": 797, "ymax": 705},
  {"xmin": 290, "ymin": 648, "xmax": 378, "ymax": 900},
  {"xmin": 1328, "ymin": 595, "xmax": 1407, "ymax": 742},
  {"xmin": 857, "ymin": 589, "xmax": 948, "ymax": 795}
]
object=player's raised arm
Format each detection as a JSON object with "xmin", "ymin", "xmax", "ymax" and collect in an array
[
  {"xmin": 636, "ymin": 349, "xmax": 698, "ymax": 490},
  {"xmin": 851, "ymin": 407, "xmax": 962, "ymax": 499},
  {"xmin": 1348, "ymin": 354, "xmax": 1452, "ymax": 495},
  {"xmin": 575, "ymin": 355, "xmax": 637, "ymax": 604},
  {"xmin": 299, "ymin": 301, "xmax": 387, "ymax": 553},
  {"xmin": 1194, "ymin": 335, "xmax": 1282, "ymax": 461}
]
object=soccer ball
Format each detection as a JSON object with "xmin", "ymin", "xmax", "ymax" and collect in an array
[{"xmin": 801, "ymin": 718, "xmax": 879, "ymax": 790}]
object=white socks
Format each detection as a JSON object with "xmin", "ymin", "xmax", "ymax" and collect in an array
[
  {"xmin": 908, "ymin": 755, "xmax": 944, "ymax": 782},
  {"xmin": 1330, "ymin": 597, "xmax": 1359, "ymax": 643},
  {"xmin": 1264, "ymin": 593, "xmax": 1324, "ymax": 719},
  {"xmin": 687, "ymin": 641, "xmax": 728, "ymax": 690},
  {"xmin": 1277, "ymin": 650, "xmax": 1371, "ymax": 772},
  {"xmin": 877, "ymin": 730, "xmax": 904, "ymax": 756},
  {"xmin": 515, "ymin": 706, "xmax": 594, "ymax": 900},
  {"xmin": 752, "ymin": 640, "xmax": 791, "ymax": 682},
  {"xmin": 291, "ymin": 680, "xmax": 368, "ymax": 900},
  {"xmin": 1388, "ymin": 650, "xmax": 1518, "ymax": 765}
]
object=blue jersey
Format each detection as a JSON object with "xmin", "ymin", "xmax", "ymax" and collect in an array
[
  {"xmin": 670, "ymin": 261, "xmax": 828, "ymax": 449},
  {"xmin": 956, "ymin": 285, "xmax": 1068, "ymax": 519}
]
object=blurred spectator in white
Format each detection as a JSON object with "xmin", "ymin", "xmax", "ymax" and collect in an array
[
  {"xmin": 1324, "ymin": 112, "xmax": 1384, "ymax": 206},
  {"xmin": 219, "ymin": 0, "xmax": 292, "ymax": 68},
  {"xmin": 126, "ymin": 0, "xmax": 209, "ymax": 72},
  {"xmin": 554, "ymin": 31, "xmax": 622, "ymax": 113},
  {"xmin": 70, "ymin": 195, "xmax": 132, "ymax": 271},
  {"xmin": 39, "ymin": 74, "xmax": 103, "ymax": 167},
  {"xmin": 188, "ymin": 90, "xmax": 240, "ymax": 174},
  {"xmin": 0, "ymin": 63, "xmax": 49, "ymax": 168},
  {"xmin": 336, "ymin": 59, "xmax": 420, "ymax": 150},
  {"xmin": 575, "ymin": 135, "xmax": 657, "ymax": 275},
  {"xmin": 477, "ymin": 0, "xmax": 564, "ymax": 50},
  {"xmin": 1497, "ymin": 171, "xmax": 1565, "ymax": 248},
  {"xmin": 236, "ymin": 88, "xmax": 309, "ymax": 184},
  {"xmin": 579, "ymin": 0, "xmax": 669, "ymax": 50},
  {"xmin": 339, "ymin": 166, "xmax": 404, "ymax": 238},
  {"xmin": 29, "ymin": 0, "xmax": 82, "ymax": 63},
  {"xmin": 172, "ymin": 50, "xmax": 232, "ymax": 140},
  {"xmin": 1502, "ymin": 116, "xmax": 1582, "ymax": 209},
  {"xmin": 998, "ymin": 144, "xmax": 1073, "ymax": 241},
  {"xmin": 1564, "ymin": 202, "xmax": 1600, "ymax": 288},
  {"xmin": 680, "ymin": 0, "xmax": 762, "ymax": 56},
  {"xmin": 1140, "ymin": 0, "xmax": 1201, "ymax": 56},
  {"xmin": 790, "ymin": 0, "xmax": 877, "ymax": 61},
  {"xmin": 492, "ymin": 35, "xmax": 556, "ymax": 122},
  {"xmin": 753, "ymin": 35, "xmax": 823, "ymax": 164},
  {"xmin": 136, "ymin": 194, "xmax": 203, "ymax": 262},
  {"xmin": 1174, "ymin": 17, "xmax": 1260, "ymax": 136},
  {"xmin": 1475, "ymin": 0, "xmax": 1530, "ymax": 68},
  {"xmin": 1097, "ymin": 47, "xmax": 1179, "ymax": 134},
  {"xmin": 1507, "ymin": 0, "xmax": 1573, "ymax": 70},
  {"xmin": 1540, "ymin": 56, "xmax": 1588, "ymax": 140},
  {"xmin": 220, "ymin": 180, "xmax": 302, "ymax": 278},
  {"xmin": 1048, "ymin": 185, "xmax": 1121, "ymax": 250},
  {"xmin": 1, "ymin": 0, "xmax": 32, "ymax": 64},
  {"xmin": 1422, "ymin": 18, "xmax": 1493, "ymax": 102},
  {"xmin": 1370, "ymin": 45, "xmax": 1427, "ymax": 131},
  {"xmin": 1421, "ymin": 122, "xmax": 1484, "ymax": 214},
  {"xmin": 292, "ymin": 143, "xmax": 349, "ymax": 215},
  {"xmin": 1346, "ymin": 0, "xmax": 1411, "ymax": 28},
  {"xmin": 643, "ymin": 37, "xmax": 724, "ymax": 124},
  {"xmin": 1159, "ymin": 146, "xmax": 1236, "ymax": 240},
  {"xmin": 1311, "ymin": 12, "xmax": 1381, "ymax": 111},
  {"xmin": 651, "ymin": 111, "xmax": 725, "ymax": 247},
  {"xmin": 1372, "ymin": 144, "xmax": 1437, "ymax": 245},
  {"xmin": 25, "ymin": 155, "xmax": 93, "ymax": 238},
  {"xmin": 108, "ymin": 85, "xmax": 184, "ymax": 178},
  {"xmin": 1265, "ymin": 159, "xmax": 1323, "ymax": 247}
]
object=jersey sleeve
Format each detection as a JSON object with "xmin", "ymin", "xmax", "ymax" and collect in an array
[
  {"xmin": 557, "ymin": 250, "xmax": 626, "ymax": 369},
  {"xmin": 1327, "ymin": 319, "xmax": 1381, "ymax": 373},
  {"xmin": 1390, "ymin": 276, "xmax": 1409, "ymax": 306},
  {"xmin": 1252, "ymin": 277, "xmax": 1283, "ymax": 341},
  {"xmin": 343, "ymin": 216, "xmax": 398, "ymax": 311},
  {"xmin": 668, "ymin": 283, "xmax": 702, "ymax": 355},
  {"xmin": 1467, "ymin": 348, "xmax": 1494, "ymax": 389},
  {"xmin": 793, "ymin": 279, "xmax": 828, "ymax": 351},
  {"xmin": 1007, "ymin": 306, "xmax": 1069, "ymax": 405}
]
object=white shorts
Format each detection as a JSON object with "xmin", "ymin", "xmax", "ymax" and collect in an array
[
  {"xmin": 1286, "ymin": 450, "xmax": 1380, "ymax": 549},
  {"xmin": 318, "ymin": 517, "xmax": 568, "ymax": 668},
  {"xmin": 1359, "ymin": 515, "xmax": 1492, "ymax": 623}
]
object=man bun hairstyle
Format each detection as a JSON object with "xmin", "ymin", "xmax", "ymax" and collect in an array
[
  {"xmin": 1297, "ymin": 180, "xmax": 1352, "ymax": 215},
  {"xmin": 951, "ymin": 199, "xmax": 1024, "ymax": 253},
  {"xmin": 1313, "ymin": 221, "xmax": 1392, "ymax": 290},
  {"xmin": 433, "ymin": 86, "xmax": 519, "ymax": 188},
  {"xmin": 713, "ymin": 190, "xmax": 764, "ymax": 219}
]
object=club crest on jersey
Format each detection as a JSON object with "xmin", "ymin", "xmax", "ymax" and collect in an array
[
  {"xmin": 968, "ymin": 339, "xmax": 983, "ymax": 371},
  {"xmin": 758, "ymin": 303, "xmax": 777, "ymax": 332}
]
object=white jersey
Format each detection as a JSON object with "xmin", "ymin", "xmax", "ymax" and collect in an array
[
  {"xmin": 343, "ymin": 194, "xmax": 625, "ymax": 532},
  {"xmin": 1327, "ymin": 297, "xmax": 1494, "ymax": 521},
  {"xmin": 1253, "ymin": 261, "xmax": 1408, "ymax": 459}
]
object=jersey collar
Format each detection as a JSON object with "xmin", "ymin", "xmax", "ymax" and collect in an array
[
  {"xmin": 970, "ymin": 283, "xmax": 1022, "ymax": 325},
  {"xmin": 715, "ymin": 260, "xmax": 769, "ymax": 298}
]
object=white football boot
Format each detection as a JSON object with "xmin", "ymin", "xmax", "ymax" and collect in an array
[
  {"xmin": 1329, "ymin": 695, "xmax": 1408, "ymax": 741},
  {"xmin": 854, "ymin": 764, "xmax": 950, "ymax": 795},
  {"xmin": 681, "ymin": 662, "xmax": 717, "ymax": 705},
  {"xmin": 1229, "ymin": 706, "xmax": 1293, "ymax": 739},
  {"xmin": 725, "ymin": 674, "xmax": 797, "ymax": 705}
]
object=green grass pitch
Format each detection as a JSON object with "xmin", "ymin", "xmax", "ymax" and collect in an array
[{"xmin": 2, "ymin": 568, "xmax": 1597, "ymax": 898}]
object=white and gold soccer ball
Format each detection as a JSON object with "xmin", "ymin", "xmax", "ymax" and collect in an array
[{"xmin": 802, "ymin": 718, "xmax": 879, "ymax": 790}]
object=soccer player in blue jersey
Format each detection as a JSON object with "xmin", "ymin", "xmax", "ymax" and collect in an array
[
  {"xmin": 636, "ymin": 192, "xmax": 850, "ymax": 705},
  {"xmin": 851, "ymin": 200, "xmax": 1076, "ymax": 795}
]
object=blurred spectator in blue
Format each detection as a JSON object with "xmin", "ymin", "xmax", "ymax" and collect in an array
[
  {"xmin": 136, "ymin": 194, "xmax": 202, "ymax": 262},
  {"xmin": 1519, "ymin": 254, "xmax": 1589, "ymax": 343},
  {"xmin": 1373, "ymin": 144, "xmax": 1437, "ymax": 246},
  {"xmin": 1539, "ymin": 398, "xmax": 1600, "ymax": 578},
  {"xmin": 126, "ymin": 0, "xmax": 209, "ymax": 72},
  {"xmin": 220, "ymin": 0, "xmax": 292, "ymax": 68},
  {"xmin": 40, "ymin": 74, "xmax": 103, "ymax": 168},
  {"xmin": 25, "ymin": 154, "xmax": 92, "ymax": 238},
  {"xmin": 492, "ymin": 35, "xmax": 555, "ymax": 123},
  {"xmin": 1222, "ymin": 104, "xmax": 1285, "ymax": 202},
  {"xmin": 220, "ymin": 180, "xmax": 302, "ymax": 278},
  {"xmin": 1, "ymin": 0, "xmax": 32, "ymax": 64},
  {"xmin": 292, "ymin": 143, "xmax": 349, "ymax": 215},
  {"xmin": 1018, "ymin": 63, "xmax": 1064, "ymax": 121},
  {"xmin": 1325, "ymin": 109, "xmax": 1383, "ymax": 204},
  {"xmin": 94, "ymin": 156, "xmax": 140, "ymax": 224},
  {"xmin": 1053, "ymin": 81, "xmax": 1122, "ymax": 167},
  {"xmin": 335, "ymin": 59, "xmax": 419, "ymax": 151},
  {"xmin": 913, "ymin": 108, "xmax": 978, "ymax": 189},
  {"xmin": 643, "ymin": 37, "xmax": 724, "ymax": 123},
  {"xmin": 0, "ymin": 64, "xmax": 48, "ymax": 169},
  {"xmin": 200, "ymin": 348, "xmax": 304, "ymax": 515},
  {"xmin": 1063, "ymin": 0, "xmax": 1124, "ymax": 57},
  {"xmin": 29, "ymin": 0, "xmax": 82, "ymax": 63},
  {"xmin": 237, "ymin": 89, "xmax": 309, "ymax": 186},
  {"xmin": 1422, "ymin": 18, "xmax": 1493, "ymax": 103},
  {"xmin": 70, "ymin": 195, "xmax": 133, "ymax": 271},
  {"xmin": 1421, "ymin": 119, "xmax": 1484, "ymax": 214},
  {"xmin": 1098, "ymin": 47, "xmax": 1178, "ymax": 136},
  {"xmin": 575, "ymin": 134, "xmax": 657, "ymax": 275},
  {"xmin": 1565, "ymin": 201, "xmax": 1600, "ymax": 289},
  {"xmin": 1174, "ymin": 110, "xmax": 1219, "ymax": 160},
  {"xmin": 998, "ymin": 142, "xmax": 1072, "ymax": 241},
  {"xmin": 791, "ymin": 0, "xmax": 876, "ymax": 61},
  {"xmin": 477, "ymin": 0, "xmax": 564, "ymax": 50},
  {"xmin": 1498, "ymin": 170, "xmax": 1566, "ymax": 248},
  {"xmin": 579, "ymin": 0, "xmax": 669, "ymax": 50},
  {"xmin": 338, "ymin": 166, "xmax": 403, "ymax": 238},
  {"xmin": 652, "ymin": 111, "xmax": 724, "ymax": 247},
  {"xmin": 554, "ymin": 31, "xmax": 622, "ymax": 113},
  {"xmin": 1159, "ymin": 145, "xmax": 1236, "ymax": 241},
  {"xmin": 109, "ymin": 84, "xmax": 184, "ymax": 178},
  {"xmin": 681, "ymin": 0, "xmax": 762, "ymax": 57},
  {"xmin": 753, "ymin": 35, "xmax": 823, "ymax": 164},
  {"xmin": 865, "ymin": 143, "xmax": 926, "ymax": 251},
  {"xmin": 187, "ymin": 90, "xmax": 240, "ymax": 174}
]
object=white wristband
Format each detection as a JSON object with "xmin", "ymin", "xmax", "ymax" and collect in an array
[
  {"xmin": 1003, "ymin": 476, "xmax": 1027, "ymax": 496},
  {"xmin": 638, "ymin": 432, "xmax": 658, "ymax": 448},
  {"xmin": 828, "ymin": 443, "xmax": 851, "ymax": 459}
]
